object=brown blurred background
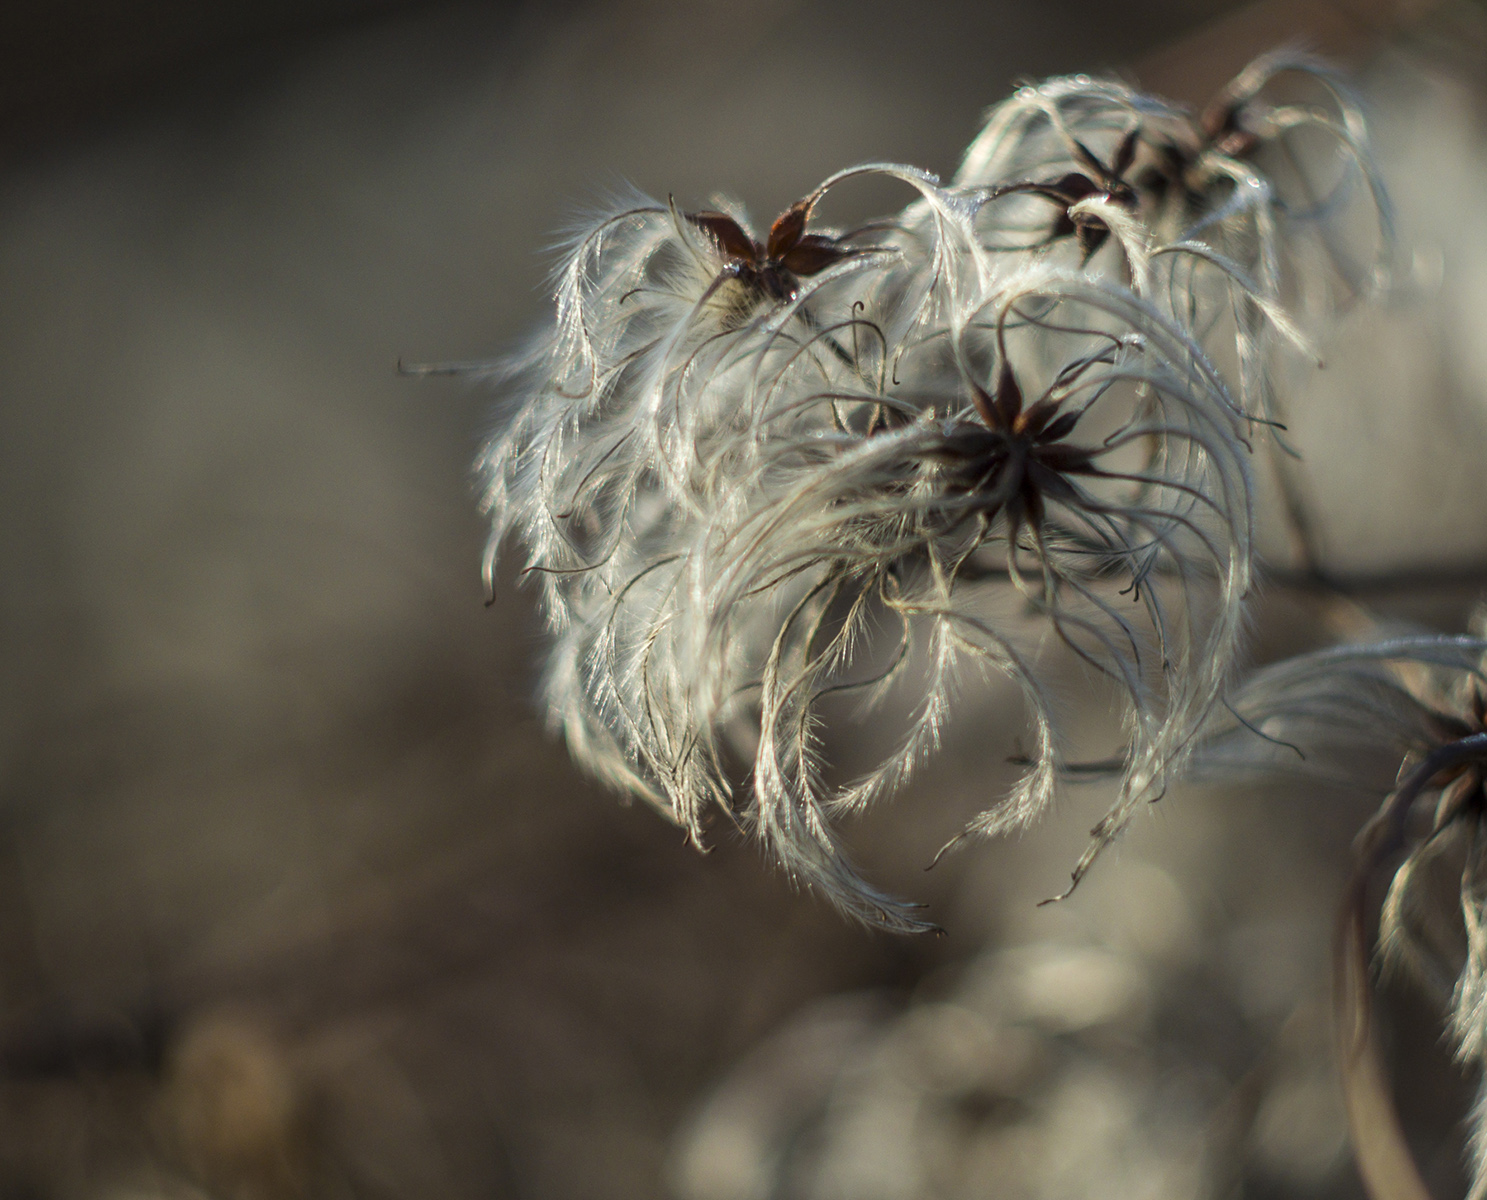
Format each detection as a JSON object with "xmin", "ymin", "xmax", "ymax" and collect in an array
[{"xmin": 0, "ymin": 1, "xmax": 1483, "ymax": 1198}]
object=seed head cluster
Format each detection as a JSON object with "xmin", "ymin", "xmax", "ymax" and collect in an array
[
  {"xmin": 472, "ymin": 55, "xmax": 1384, "ymax": 931},
  {"xmin": 1202, "ymin": 622, "xmax": 1487, "ymax": 1199}
]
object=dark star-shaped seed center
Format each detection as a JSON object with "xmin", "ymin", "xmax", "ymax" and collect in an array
[
  {"xmin": 990, "ymin": 128, "xmax": 1142, "ymax": 259},
  {"xmin": 687, "ymin": 200, "xmax": 851, "ymax": 304},
  {"xmin": 939, "ymin": 356, "xmax": 1099, "ymax": 537},
  {"xmin": 1427, "ymin": 683, "xmax": 1487, "ymax": 824}
]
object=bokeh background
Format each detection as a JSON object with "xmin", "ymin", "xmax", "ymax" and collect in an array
[{"xmin": 0, "ymin": 1, "xmax": 1484, "ymax": 1197}]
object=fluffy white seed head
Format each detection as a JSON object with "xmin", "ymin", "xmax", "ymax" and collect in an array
[{"xmin": 468, "ymin": 59, "xmax": 1386, "ymax": 930}]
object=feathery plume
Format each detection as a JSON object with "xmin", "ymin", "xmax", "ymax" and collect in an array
[
  {"xmin": 1202, "ymin": 621, "xmax": 1487, "ymax": 1200},
  {"xmin": 955, "ymin": 53, "xmax": 1390, "ymax": 433},
  {"xmin": 465, "ymin": 57, "xmax": 1389, "ymax": 929}
]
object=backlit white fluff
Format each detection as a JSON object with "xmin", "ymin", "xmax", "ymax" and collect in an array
[
  {"xmin": 469, "ymin": 60, "xmax": 1384, "ymax": 930},
  {"xmin": 689, "ymin": 267, "xmax": 1253, "ymax": 917},
  {"xmin": 955, "ymin": 52, "xmax": 1390, "ymax": 432},
  {"xmin": 1199, "ymin": 624, "xmax": 1487, "ymax": 1200}
]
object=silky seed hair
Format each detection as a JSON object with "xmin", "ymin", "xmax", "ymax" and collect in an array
[
  {"xmin": 1196, "ymin": 623, "xmax": 1487, "ymax": 1200},
  {"xmin": 955, "ymin": 53, "xmax": 1388, "ymax": 436},
  {"xmin": 468, "ymin": 57, "xmax": 1383, "ymax": 930}
]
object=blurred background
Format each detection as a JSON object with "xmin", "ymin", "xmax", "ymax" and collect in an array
[{"xmin": 0, "ymin": 0, "xmax": 1484, "ymax": 1197}]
